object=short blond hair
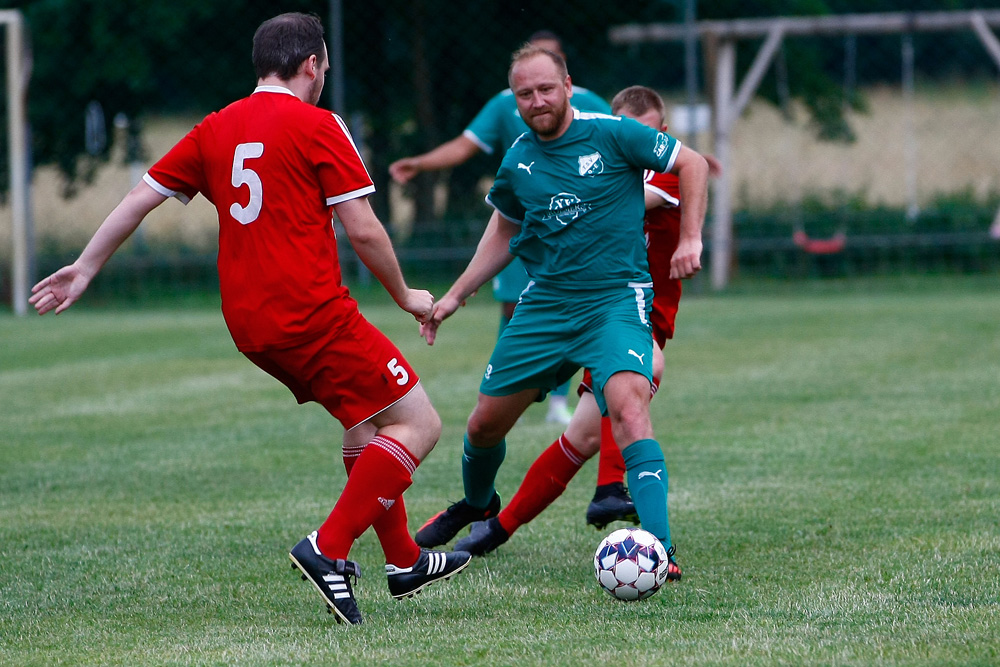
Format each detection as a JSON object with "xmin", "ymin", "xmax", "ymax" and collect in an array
[
  {"xmin": 611, "ymin": 85, "xmax": 666, "ymax": 125},
  {"xmin": 508, "ymin": 44, "xmax": 568, "ymax": 88}
]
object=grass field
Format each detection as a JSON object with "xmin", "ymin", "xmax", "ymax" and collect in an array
[{"xmin": 2, "ymin": 279, "xmax": 998, "ymax": 665}]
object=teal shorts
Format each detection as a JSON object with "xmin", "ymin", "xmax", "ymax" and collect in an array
[
  {"xmin": 491, "ymin": 258, "xmax": 531, "ymax": 303},
  {"xmin": 479, "ymin": 282, "xmax": 654, "ymax": 415}
]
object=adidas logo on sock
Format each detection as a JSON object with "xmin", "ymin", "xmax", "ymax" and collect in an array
[{"xmin": 378, "ymin": 497, "xmax": 395, "ymax": 510}]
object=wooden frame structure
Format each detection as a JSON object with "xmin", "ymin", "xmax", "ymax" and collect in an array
[
  {"xmin": 2, "ymin": 10, "xmax": 28, "ymax": 314},
  {"xmin": 610, "ymin": 10, "xmax": 1000, "ymax": 289}
]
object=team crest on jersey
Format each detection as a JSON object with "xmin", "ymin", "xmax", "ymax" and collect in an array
[
  {"xmin": 654, "ymin": 133, "xmax": 669, "ymax": 158},
  {"xmin": 543, "ymin": 192, "xmax": 591, "ymax": 226},
  {"xmin": 578, "ymin": 152, "xmax": 604, "ymax": 176}
]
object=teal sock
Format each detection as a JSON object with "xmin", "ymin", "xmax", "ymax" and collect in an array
[
  {"xmin": 462, "ymin": 434, "xmax": 506, "ymax": 509},
  {"xmin": 622, "ymin": 438, "xmax": 671, "ymax": 546}
]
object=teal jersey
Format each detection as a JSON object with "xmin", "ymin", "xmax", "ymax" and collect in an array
[
  {"xmin": 464, "ymin": 86, "xmax": 611, "ymax": 156},
  {"xmin": 487, "ymin": 110, "xmax": 682, "ymax": 289}
]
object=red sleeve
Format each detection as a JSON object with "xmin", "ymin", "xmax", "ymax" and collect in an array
[
  {"xmin": 643, "ymin": 169, "xmax": 680, "ymax": 207},
  {"xmin": 145, "ymin": 122, "xmax": 208, "ymax": 203},
  {"xmin": 311, "ymin": 114, "xmax": 375, "ymax": 206}
]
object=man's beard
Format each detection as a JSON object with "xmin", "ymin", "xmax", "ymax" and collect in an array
[{"xmin": 525, "ymin": 98, "xmax": 569, "ymax": 138}]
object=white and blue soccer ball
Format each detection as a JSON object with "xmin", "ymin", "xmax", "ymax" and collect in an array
[{"xmin": 594, "ymin": 527, "xmax": 670, "ymax": 601}]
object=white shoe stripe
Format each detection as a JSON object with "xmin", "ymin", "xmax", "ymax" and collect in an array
[{"xmin": 429, "ymin": 552, "xmax": 445, "ymax": 575}]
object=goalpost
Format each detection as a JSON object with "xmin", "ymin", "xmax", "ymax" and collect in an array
[{"xmin": 1, "ymin": 10, "xmax": 29, "ymax": 315}]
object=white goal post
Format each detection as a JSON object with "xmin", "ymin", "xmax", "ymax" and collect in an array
[{"xmin": 1, "ymin": 10, "xmax": 28, "ymax": 315}]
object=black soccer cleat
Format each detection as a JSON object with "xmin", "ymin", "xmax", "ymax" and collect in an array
[
  {"xmin": 585, "ymin": 482, "xmax": 640, "ymax": 529},
  {"xmin": 289, "ymin": 531, "xmax": 363, "ymax": 625},
  {"xmin": 454, "ymin": 517, "xmax": 510, "ymax": 556},
  {"xmin": 385, "ymin": 548, "xmax": 473, "ymax": 599},
  {"xmin": 414, "ymin": 492, "xmax": 501, "ymax": 548},
  {"xmin": 665, "ymin": 545, "xmax": 682, "ymax": 582}
]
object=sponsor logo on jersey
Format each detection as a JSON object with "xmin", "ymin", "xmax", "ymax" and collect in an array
[
  {"xmin": 578, "ymin": 152, "xmax": 604, "ymax": 176},
  {"xmin": 542, "ymin": 192, "xmax": 591, "ymax": 226},
  {"xmin": 654, "ymin": 133, "xmax": 669, "ymax": 158},
  {"xmin": 518, "ymin": 161, "xmax": 535, "ymax": 175}
]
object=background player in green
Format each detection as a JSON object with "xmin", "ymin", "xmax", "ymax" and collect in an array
[
  {"xmin": 415, "ymin": 43, "xmax": 709, "ymax": 575},
  {"xmin": 390, "ymin": 30, "xmax": 607, "ymax": 429}
]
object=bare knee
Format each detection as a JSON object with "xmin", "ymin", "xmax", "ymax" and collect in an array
[
  {"xmin": 604, "ymin": 372, "xmax": 654, "ymax": 447},
  {"xmin": 466, "ymin": 410, "xmax": 507, "ymax": 448},
  {"xmin": 465, "ymin": 390, "xmax": 538, "ymax": 447},
  {"xmin": 609, "ymin": 402, "xmax": 651, "ymax": 445}
]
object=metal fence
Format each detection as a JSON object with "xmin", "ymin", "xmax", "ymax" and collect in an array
[{"xmin": 2, "ymin": 2, "xmax": 1000, "ymax": 306}]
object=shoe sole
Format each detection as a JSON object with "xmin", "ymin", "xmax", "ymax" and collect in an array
[
  {"xmin": 289, "ymin": 554, "xmax": 356, "ymax": 625},
  {"xmin": 389, "ymin": 554, "xmax": 473, "ymax": 600},
  {"xmin": 586, "ymin": 512, "xmax": 640, "ymax": 530}
]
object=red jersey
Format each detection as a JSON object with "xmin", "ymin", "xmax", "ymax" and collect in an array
[
  {"xmin": 144, "ymin": 86, "xmax": 375, "ymax": 351},
  {"xmin": 643, "ymin": 169, "xmax": 683, "ymax": 346},
  {"xmin": 642, "ymin": 170, "xmax": 680, "ymax": 235}
]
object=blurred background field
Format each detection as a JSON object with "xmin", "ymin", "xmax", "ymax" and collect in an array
[{"xmin": 6, "ymin": 82, "xmax": 1000, "ymax": 253}]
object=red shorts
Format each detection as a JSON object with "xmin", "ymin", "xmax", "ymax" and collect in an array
[
  {"xmin": 242, "ymin": 309, "xmax": 419, "ymax": 430},
  {"xmin": 646, "ymin": 226, "xmax": 683, "ymax": 349}
]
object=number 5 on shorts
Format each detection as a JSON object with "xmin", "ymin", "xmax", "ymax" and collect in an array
[{"xmin": 387, "ymin": 358, "xmax": 409, "ymax": 386}]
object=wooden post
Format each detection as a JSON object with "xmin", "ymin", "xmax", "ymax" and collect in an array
[
  {"xmin": 711, "ymin": 39, "xmax": 735, "ymax": 290},
  {"xmin": 3, "ymin": 11, "xmax": 28, "ymax": 315}
]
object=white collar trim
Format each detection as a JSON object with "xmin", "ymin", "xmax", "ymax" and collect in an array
[{"xmin": 253, "ymin": 85, "xmax": 296, "ymax": 96}]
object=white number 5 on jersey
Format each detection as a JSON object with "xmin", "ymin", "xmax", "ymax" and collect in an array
[
  {"xmin": 387, "ymin": 358, "xmax": 409, "ymax": 386},
  {"xmin": 230, "ymin": 142, "xmax": 264, "ymax": 224}
]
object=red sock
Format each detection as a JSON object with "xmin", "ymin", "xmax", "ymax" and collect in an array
[
  {"xmin": 595, "ymin": 376, "xmax": 660, "ymax": 487},
  {"xmin": 497, "ymin": 435, "xmax": 586, "ymax": 535},
  {"xmin": 596, "ymin": 417, "xmax": 626, "ymax": 486},
  {"xmin": 342, "ymin": 440, "xmax": 421, "ymax": 568},
  {"xmin": 317, "ymin": 435, "xmax": 418, "ymax": 561}
]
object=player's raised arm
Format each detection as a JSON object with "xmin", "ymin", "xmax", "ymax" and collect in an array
[
  {"xmin": 30, "ymin": 181, "xmax": 167, "ymax": 315},
  {"xmin": 389, "ymin": 135, "xmax": 482, "ymax": 185},
  {"xmin": 420, "ymin": 209, "xmax": 518, "ymax": 345},
  {"xmin": 333, "ymin": 196, "xmax": 433, "ymax": 323}
]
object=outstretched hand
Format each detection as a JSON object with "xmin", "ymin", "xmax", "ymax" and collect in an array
[
  {"xmin": 29, "ymin": 264, "xmax": 92, "ymax": 315},
  {"xmin": 388, "ymin": 158, "xmax": 420, "ymax": 185},
  {"xmin": 704, "ymin": 153, "xmax": 723, "ymax": 178},
  {"xmin": 419, "ymin": 294, "xmax": 464, "ymax": 345}
]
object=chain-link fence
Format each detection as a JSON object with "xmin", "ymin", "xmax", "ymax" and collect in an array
[{"xmin": 2, "ymin": 1, "xmax": 999, "ymax": 305}]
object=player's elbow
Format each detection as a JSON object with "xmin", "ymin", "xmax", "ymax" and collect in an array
[
  {"xmin": 677, "ymin": 149, "xmax": 708, "ymax": 177},
  {"xmin": 343, "ymin": 220, "xmax": 388, "ymax": 249}
]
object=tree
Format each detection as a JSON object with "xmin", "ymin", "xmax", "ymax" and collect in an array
[{"xmin": 0, "ymin": 0, "xmax": 318, "ymax": 196}]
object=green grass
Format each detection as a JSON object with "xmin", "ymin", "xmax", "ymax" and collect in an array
[{"xmin": 2, "ymin": 279, "xmax": 999, "ymax": 665}]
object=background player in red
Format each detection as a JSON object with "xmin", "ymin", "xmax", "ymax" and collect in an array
[
  {"xmin": 454, "ymin": 85, "xmax": 720, "ymax": 561},
  {"xmin": 29, "ymin": 12, "xmax": 470, "ymax": 625}
]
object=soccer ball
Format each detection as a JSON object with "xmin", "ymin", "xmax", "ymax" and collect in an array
[{"xmin": 593, "ymin": 527, "xmax": 670, "ymax": 601}]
